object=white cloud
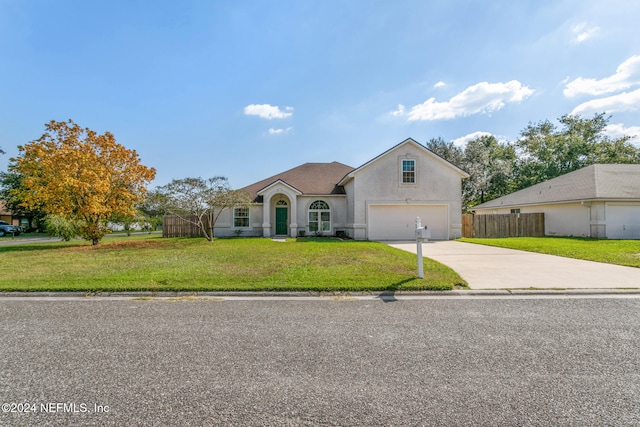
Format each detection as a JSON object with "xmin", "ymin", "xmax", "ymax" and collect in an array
[
  {"xmin": 390, "ymin": 104, "xmax": 405, "ymax": 117},
  {"xmin": 451, "ymin": 131, "xmax": 493, "ymax": 148},
  {"xmin": 244, "ymin": 104, "xmax": 293, "ymax": 119},
  {"xmin": 407, "ymin": 80, "xmax": 533, "ymax": 121},
  {"xmin": 267, "ymin": 127, "xmax": 293, "ymax": 135},
  {"xmin": 434, "ymin": 81, "xmax": 446, "ymax": 88},
  {"xmin": 604, "ymin": 123, "xmax": 640, "ymax": 142},
  {"xmin": 571, "ymin": 22, "xmax": 600, "ymax": 43},
  {"xmin": 564, "ymin": 55, "xmax": 640, "ymax": 97},
  {"xmin": 570, "ymin": 88, "xmax": 640, "ymax": 115}
]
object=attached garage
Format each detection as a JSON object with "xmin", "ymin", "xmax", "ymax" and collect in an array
[
  {"xmin": 368, "ymin": 204, "xmax": 448, "ymax": 240},
  {"xmin": 606, "ymin": 204, "xmax": 640, "ymax": 239}
]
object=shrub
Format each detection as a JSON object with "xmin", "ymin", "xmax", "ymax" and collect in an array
[{"xmin": 44, "ymin": 214, "xmax": 79, "ymax": 241}]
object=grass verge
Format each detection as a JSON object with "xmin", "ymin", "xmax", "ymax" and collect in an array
[
  {"xmin": 459, "ymin": 237, "xmax": 640, "ymax": 268},
  {"xmin": 0, "ymin": 235, "xmax": 467, "ymax": 292}
]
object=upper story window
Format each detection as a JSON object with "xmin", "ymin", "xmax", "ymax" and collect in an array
[
  {"xmin": 402, "ymin": 159, "xmax": 416, "ymax": 184},
  {"xmin": 234, "ymin": 207, "xmax": 250, "ymax": 228}
]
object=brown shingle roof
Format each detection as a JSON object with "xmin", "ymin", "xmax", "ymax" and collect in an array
[
  {"xmin": 241, "ymin": 162, "xmax": 355, "ymax": 201},
  {"xmin": 473, "ymin": 164, "xmax": 640, "ymax": 210}
]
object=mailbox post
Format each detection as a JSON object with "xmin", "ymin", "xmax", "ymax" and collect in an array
[{"xmin": 415, "ymin": 216, "xmax": 430, "ymax": 279}]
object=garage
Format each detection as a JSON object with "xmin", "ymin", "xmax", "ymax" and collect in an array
[
  {"xmin": 606, "ymin": 204, "xmax": 640, "ymax": 239},
  {"xmin": 368, "ymin": 204, "xmax": 448, "ymax": 240}
]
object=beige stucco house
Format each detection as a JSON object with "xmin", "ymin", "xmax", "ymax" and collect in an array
[
  {"xmin": 213, "ymin": 138, "xmax": 469, "ymax": 240},
  {"xmin": 472, "ymin": 164, "xmax": 640, "ymax": 239}
]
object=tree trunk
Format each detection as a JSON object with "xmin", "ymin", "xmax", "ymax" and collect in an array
[{"xmin": 92, "ymin": 238, "xmax": 100, "ymax": 245}]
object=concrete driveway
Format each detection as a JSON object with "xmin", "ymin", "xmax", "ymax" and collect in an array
[{"xmin": 388, "ymin": 240, "xmax": 640, "ymax": 290}]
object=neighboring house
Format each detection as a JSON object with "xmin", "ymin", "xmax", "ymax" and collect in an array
[
  {"xmin": 212, "ymin": 138, "xmax": 469, "ymax": 240},
  {"xmin": 0, "ymin": 200, "xmax": 12, "ymax": 224},
  {"xmin": 0, "ymin": 200, "xmax": 24, "ymax": 227},
  {"xmin": 472, "ymin": 164, "xmax": 640, "ymax": 239}
]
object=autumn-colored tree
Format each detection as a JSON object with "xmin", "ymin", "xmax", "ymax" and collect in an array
[{"xmin": 11, "ymin": 120, "xmax": 156, "ymax": 245}]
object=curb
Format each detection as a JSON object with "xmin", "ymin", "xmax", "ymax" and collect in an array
[{"xmin": 0, "ymin": 289, "xmax": 639, "ymax": 298}]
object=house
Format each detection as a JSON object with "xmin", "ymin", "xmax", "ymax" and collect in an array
[
  {"xmin": 0, "ymin": 200, "xmax": 27, "ymax": 229},
  {"xmin": 472, "ymin": 164, "xmax": 640, "ymax": 239},
  {"xmin": 213, "ymin": 138, "xmax": 469, "ymax": 240}
]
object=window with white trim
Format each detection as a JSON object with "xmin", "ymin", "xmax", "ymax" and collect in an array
[
  {"xmin": 402, "ymin": 159, "xmax": 416, "ymax": 184},
  {"xmin": 308, "ymin": 200, "xmax": 331, "ymax": 233},
  {"xmin": 233, "ymin": 207, "xmax": 250, "ymax": 227}
]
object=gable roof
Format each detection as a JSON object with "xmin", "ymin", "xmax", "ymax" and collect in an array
[
  {"xmin": 241, "ymin": 161, "xmax": 355, "ymax": 201},
  {"xmin": 473, "ymin": 164, "xmax": 640, "ymax": 210},
  {"xmin": 337, "ymin": 137, "xmax": 469, "ymax": 186}
]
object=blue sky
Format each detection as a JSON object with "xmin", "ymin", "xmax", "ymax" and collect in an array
[{"xmin": 1, "ymin": 0, "xmax": 639, "ymax": 189}]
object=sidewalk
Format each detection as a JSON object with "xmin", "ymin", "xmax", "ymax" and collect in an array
[{"xmin": 388, "ymin": 240, "xmax": 640, "ymax": 290}]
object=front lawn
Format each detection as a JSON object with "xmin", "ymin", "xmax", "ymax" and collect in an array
[
  {"xmin": 0, "ymin": 235, "xmax": 467, "ymax": 292},
  {"xmin": 459, "ymin": 237, "xmax": 640, "ymax": 268}
]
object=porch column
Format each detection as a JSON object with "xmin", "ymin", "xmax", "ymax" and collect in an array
[
  {"xmin": 289, "ymin": 197, "xmax": 298, "ymax": 237},
  {"xmin": 262, "ymin": 196, "xmax": 271, "ymax": 237}
]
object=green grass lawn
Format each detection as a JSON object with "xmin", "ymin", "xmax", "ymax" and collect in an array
[
  {"xmin": 459, "ymin": 237, "xmax": 640, "ymax": 268},
  {"xmin": 0, "ymin": 235, "xmax": 467, "ymax": 292}
]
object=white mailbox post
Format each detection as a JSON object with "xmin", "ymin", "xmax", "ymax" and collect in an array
[{"xmin": 415, "ymin": 217, "xmax": 430, "ymax": 279}]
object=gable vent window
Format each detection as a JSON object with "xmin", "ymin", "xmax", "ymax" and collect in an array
[
  {"xmin": 402, "ymin": 159, "xmax": 416, "ymax": 184},
  {"xmin": 309, "ymin": 200, "xmax": 331, "ymax": 233}
]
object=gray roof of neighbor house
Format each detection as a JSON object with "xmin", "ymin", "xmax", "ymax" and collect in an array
[
  {"xmin": 473, "ymin": 164, "xmax": 640, "ymax": 210},
  {"xmin": 241, "ymin": 161, "xmax": 356, "ymax": 201}
]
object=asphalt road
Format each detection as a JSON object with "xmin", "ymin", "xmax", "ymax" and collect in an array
[{"xmin": 1, "ymin": 296, "xmax": 639, "ymax": 426}]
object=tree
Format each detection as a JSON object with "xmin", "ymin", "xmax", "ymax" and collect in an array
[
  {"xmin": 11, "ymin": 120, "xmax": 156, "ymax": 245},
  {"xmin": 462, "ymin": 135, "xmax": 516, "ymax": 210},
  {"xmin": 0, "ymin": 171, "xmax": 46, "ymax": 231},
  {"xmin": 153, "ymin": 176, "xmax": 251, "ymax": 242},
  {"xmin": 425, "ymin": 137, "xmax": 464, "ymax": 168},
  {"xmin": 514, "ymin": 113, "xmax": 640, "ymax": 190}
]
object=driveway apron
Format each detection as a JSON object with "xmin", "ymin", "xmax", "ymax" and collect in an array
[{"xmin": 387, "ymin": 240, "xmax": 640, "ymax": 290}]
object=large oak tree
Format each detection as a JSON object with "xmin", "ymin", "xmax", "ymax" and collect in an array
[{"xmin": 11, "ymin": 120, "xmax": 156, "ymax": 244}]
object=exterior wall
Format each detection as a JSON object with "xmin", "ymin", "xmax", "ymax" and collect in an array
[
  {"xmin": 213, "ymin": 196, "xmax": 349, "ymax": 238},
  {"xmin": 295, "ymin": 195, "xmax": 347, "ymax": 236},
  {"xmin": 343, "ymin": 180, "xmax": 366, "ymax": 239},
  {"xmin": 474, "ymin": 202, "xmax": 591, "ymax": 237},
  {"xmin": 347, "ymin": 142, "xmax": 464, "ymax": 240},
  {"xmin": 589, "ymin": 202, "xmax": 606, "ymax": 238},
  {"xmin": 212, "ymin": 204, "xmax": 263, "ymax": 237}
]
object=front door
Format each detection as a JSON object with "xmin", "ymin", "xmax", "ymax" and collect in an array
[{"xmin": 275, "ymin": 207, "xmax": 288, "ymax": 235}]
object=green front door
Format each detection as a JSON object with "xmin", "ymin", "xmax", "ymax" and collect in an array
[{"xmin": 275, "ymin": 207, "xmax": 288, "ymax": 235}]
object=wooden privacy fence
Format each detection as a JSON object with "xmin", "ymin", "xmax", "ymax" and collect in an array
[
  {"xmin": 462, "ymin": 213, "xmax": 545, "ymax": 238},
  {"xmin": 163, "ymin": 215, "xmax": 208, "ymax": 238}
]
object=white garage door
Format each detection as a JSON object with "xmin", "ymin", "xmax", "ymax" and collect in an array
[
  {"xmin": 607, "ymin": 204, "xmax": 640, "ymax": 239},
  {"xmin": 368, "ymin": 205, "xmax": 448, "ymax": 240}
]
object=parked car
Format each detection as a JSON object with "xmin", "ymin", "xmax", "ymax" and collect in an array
[{"xmin": 0, "ymin": 220, "xmax": 22, "ymax": 237}]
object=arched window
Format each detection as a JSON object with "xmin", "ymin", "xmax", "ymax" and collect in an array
[{"xmin": 309, "ymin": 200, "xmax": 330, "ymax": 233}]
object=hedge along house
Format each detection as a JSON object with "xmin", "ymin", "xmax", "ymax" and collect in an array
[
  {"xmin": 472, "ymin": 164, "xmax": 640, "ymax": 239},
  {"xmin": 212, "ymin": 138, "xmax": 469, "ymax": 240}
]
